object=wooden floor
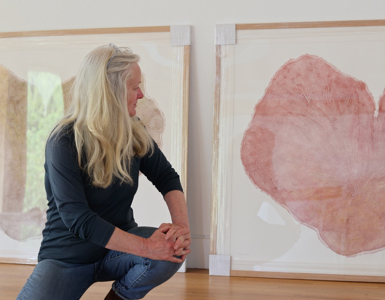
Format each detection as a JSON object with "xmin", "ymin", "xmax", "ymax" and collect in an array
[{"xmin": 1, "ymin": 263, "xmax": 385, "ymax": 299}]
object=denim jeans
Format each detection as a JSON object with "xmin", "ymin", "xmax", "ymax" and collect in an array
[{"xmin": 16, "ymin": 227, "xmax": 182, "ymax": 300}]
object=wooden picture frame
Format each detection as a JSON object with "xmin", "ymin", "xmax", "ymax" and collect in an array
[
  {"xmin": 211, "ymin": 20, "xmax": 385, "ymax": 282},
  {"xmin": 0, "ymin": 26, "xmax": 190, "ymax": 264}
]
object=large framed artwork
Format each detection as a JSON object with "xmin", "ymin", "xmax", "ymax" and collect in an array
[
  {"xmin": 0, "ymin": 26, "xmax": 190, "ymax": 264},
  {"xmin": 210, "ymin": 20, "xmax": 385, "ymax": 282}
]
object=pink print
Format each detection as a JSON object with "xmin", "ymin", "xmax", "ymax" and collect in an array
[{"xmin": 241, "ymin": 54, "xmax": 385, "ymax": 256}]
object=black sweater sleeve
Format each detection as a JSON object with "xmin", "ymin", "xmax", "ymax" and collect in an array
[
  {"xmin": 139, "ymin": 142, "xmax": 183, "ymax": 196},
  {"xmin": 45, "ymin": 134, "xmax": 116, "ymax": 247}
]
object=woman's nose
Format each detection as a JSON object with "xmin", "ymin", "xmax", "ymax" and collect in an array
[{"xmin": 138, "ymin": 88, "xmax": 144, "ymax": 99}]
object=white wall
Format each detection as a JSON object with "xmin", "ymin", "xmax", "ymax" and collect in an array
[{"xmin": 1, "ymin": 0, "xmax": 385, "ymax": 269}]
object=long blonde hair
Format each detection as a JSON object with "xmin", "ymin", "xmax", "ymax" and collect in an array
[{"xmin": 53, "ymin": 45, "xmax": 153, "ymax": 188}]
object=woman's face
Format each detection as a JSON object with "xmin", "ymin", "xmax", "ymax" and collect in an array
[{"xmin": 126, "ymin": 63, "xmax": 144, "ymax": 116}]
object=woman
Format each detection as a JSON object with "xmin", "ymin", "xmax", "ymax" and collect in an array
[{"xmin": 17, "ymin": 44, "xmax": 191, "ymax": 300}]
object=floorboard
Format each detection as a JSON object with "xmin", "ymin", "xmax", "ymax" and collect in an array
[{"xmin": 1, "ymin": 263, "xmax": 385, "ymax": 299}]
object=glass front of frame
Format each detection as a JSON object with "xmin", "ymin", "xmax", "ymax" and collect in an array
[
  {"xmin": 0, "ymin": 30, "xmax": 188, "ymax": 263},
  {"xmin": 215, "ymin": 24, "xmax": 385, "ymax": 277}
]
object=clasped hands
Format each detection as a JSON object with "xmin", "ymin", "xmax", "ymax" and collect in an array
[{"xmin": 145, "ymin": 223, "xmax": 191, "ymax": 263}]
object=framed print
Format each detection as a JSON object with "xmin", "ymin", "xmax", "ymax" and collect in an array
[
  {"xmin": 0, "ymin": 26, "xmax": 190, "ymax": 264},
  {"xmin": 211, "ymin": 20, "xmax": 385, "ymax": 282}
]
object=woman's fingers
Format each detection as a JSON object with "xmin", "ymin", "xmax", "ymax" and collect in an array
[
  {"xmin": 156, "ymin": 223, "xmax": 191, "ymax": 260},
  {"xmin": 173, "ymin": 233, "xmax": 192, "ymax": 250},
  {"xmin": 158, "ymin": 224, "xmax": 172, "ymax": 233},
  {"xmin": 159, "ymin": 223, "xmax": 172, "ymax": 229},
  {"xmin": 175, "ymin": 238, "xmax": 191, "ymax": 251},
  {"xmin": 165, "ymin": 226, "xmax": 190, "ymax": 241},
  {"xmin": 175, "ymin": 246, "xmax": 191, "ymax": 256}
]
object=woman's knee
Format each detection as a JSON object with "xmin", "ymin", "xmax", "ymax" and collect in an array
[
  {"xmin": 149, "ymin": 258, "xmax": 183, "ymax": 282},
  {"xmin": 112, "ymin": 258, "xmax": 182, "ymax": 299}
]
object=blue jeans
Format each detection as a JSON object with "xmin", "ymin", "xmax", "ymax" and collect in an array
[{"xmin": 16, "ymin": 227, "xmax": 182, "ymax": 300}]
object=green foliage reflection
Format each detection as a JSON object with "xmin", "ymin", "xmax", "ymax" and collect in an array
[{"xmin": 24, "ymin": 72, "xmax": 64, "ymax": 212}]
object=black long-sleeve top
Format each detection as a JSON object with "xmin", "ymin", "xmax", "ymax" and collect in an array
[{"xmin": 38, "ymin": 125, "xmax": 183, "ymax": 264}]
